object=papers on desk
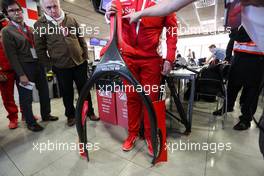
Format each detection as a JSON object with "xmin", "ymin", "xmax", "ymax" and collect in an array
[
  {"xmin": 188, "ymin": 66, "xmax": 201, "ymax": 70},
  {"xmin": 170, "ymin": 68, "xmax": 201, "ymax": 76},
  {"xmin": 170, "ymin": 69, "xmax": 195, "ymax": 76}
]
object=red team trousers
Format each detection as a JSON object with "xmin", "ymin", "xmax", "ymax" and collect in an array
[{"xmin": 123, "ymin": 56, "xmax": 162, "ymax": 138}]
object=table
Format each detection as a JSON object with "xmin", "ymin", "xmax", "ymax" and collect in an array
[{"xmin": 168, "ymin": 67, "xmax": 201, "ymax": 133}]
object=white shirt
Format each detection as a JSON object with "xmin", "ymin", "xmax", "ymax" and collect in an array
[{"xmin": 242, "ymin": 6, "xmax": 264, "ymax": 52}]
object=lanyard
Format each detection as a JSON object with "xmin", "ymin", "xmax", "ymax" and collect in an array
[{"xmin": 10, "ymin": 21, "xmax": 35, "ymax": 48}]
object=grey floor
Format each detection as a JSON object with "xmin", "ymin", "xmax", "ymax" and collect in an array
[{"xmin": 0, "ymin": 90, "xmax": 264, "ymax": 176}]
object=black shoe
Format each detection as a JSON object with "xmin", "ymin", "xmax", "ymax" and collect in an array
[
  {"xmin": 88, "ymin": 114, "xmax": 100, "ymax": 121},
  {"xmin": 27, "ymin": 123, "xmax": 44, "ymax": 132},
  {"xmin": 42, "ymin": 115, "xmax": 59, "ymax": 121},
  {"xmin": 233, "ymin": 121, "xmax": 251, "ymax": 131},
  {"xmin": 67, "ymin": 118, "xmax": 76, "ymax": 127},
  {"xmin": 213, "ymin": 107, "xmax": 233, "ymax": 116}
]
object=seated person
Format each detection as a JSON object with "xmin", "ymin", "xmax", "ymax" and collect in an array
[
  {"xmin": 206, "ymin": 44, "xmax": 226, "ymax": 65},
  {"xmin": 176, "ymin": 54, "xmax": 187, "ymax": 66}
]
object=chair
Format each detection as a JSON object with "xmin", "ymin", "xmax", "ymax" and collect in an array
[{"xmin": 195, "ymin": 64, "xmax": 230, "ymax": 128}]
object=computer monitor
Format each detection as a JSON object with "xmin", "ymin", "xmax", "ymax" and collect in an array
[
  {"xmin": 90, "ymin": 38, "xmax": 108, "ymax": 46},
  {"xmin": 90, "ymin": 37, "xmax": 100, "ymax": 46},
  {"xmin": 99, "ymin": 39, "xmax": 108, "ymax": 46}
]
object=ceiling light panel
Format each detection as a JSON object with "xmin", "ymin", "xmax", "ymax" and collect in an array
[{"xmin": 195, "ymin": 0, "xmax": 216, "ymax": 8}]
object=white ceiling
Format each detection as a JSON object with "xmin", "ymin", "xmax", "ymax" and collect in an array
[
  {"xmin": 54, "ymin": 0, "xmax": 226, "ymax": 39},
  {"xmin": 177, "ymin": 0, "xmax": 225, "ymax": 36},
  {"xmin": 59, "ymin": 0, "xmax": 109, "ymax": 39}
]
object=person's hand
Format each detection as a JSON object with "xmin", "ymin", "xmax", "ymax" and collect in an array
[
  {"xmin": 105, "ymin": 3, "xmax": 117, "ymax": 20},
  {"xmin": 210, "ymin": 59, "xmax": 216, "ymax": 65},
  {"xmin": 222, "ymin": 60, "xmax": 230, "ymax": 64},
  {"xmin": 0, "ymin": 73, "xmax": 7, "ymax": 82},
  {"xmin": 204, "ymin": 60, "xmax": 209, "ymax": 65},
  {"xmin": 19, "ymin": 75, "xmax": 29, "ymax": 86},
  {"xmin": 240, "ymin": 0, "xmax": 264, "ymax": 7},
  {"xmin": 123, "ymin": 11, "xmax": 142, "ymax": 24},
  {"xmin": 161, "ymin": 60, "xmax": 172, "ymax": 75}
]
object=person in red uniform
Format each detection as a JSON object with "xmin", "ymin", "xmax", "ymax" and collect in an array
[
  {"xmin": 0, "ymin": 15, "xmax": 19, "ymax": 129},
  {"xmin": 106, "ymin": 0, "xmax": 177, "ymax": 155}
]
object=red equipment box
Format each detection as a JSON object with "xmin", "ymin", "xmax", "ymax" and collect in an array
[
  {"xmin": 116, "ymin": 91, "xmax": 128, "ymax": 129},
  {"xmin": 96, "ymin": 89, "xmax": 117, "ymax": 125}
]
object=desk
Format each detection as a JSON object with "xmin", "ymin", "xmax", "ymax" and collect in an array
[{"xmin": 168, "ymin": 68, "xmax": 201, "ymax": 132}]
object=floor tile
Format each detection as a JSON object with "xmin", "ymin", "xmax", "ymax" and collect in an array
[
  {"xmin": 205, "ymin": 150, "xmax": 264, "ymax": 176},
  {"xmin": 32, "ymin": 148, "xmax": 130, "ymax": 176},
  {"xmin": 0, "ymin": 147, "xmax": 23, "ymax": 176}
]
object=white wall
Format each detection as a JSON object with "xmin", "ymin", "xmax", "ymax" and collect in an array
[{"xmin": 177, "ymin": 34, "xmax": 230, "ymax": 59}]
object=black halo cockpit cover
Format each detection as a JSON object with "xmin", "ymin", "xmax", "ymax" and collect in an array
[{"xmin": 75, "ymin": 0, "xmax": 162, "ymax": 165}]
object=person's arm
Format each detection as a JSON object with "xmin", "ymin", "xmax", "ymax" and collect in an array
[
  {"xmin": 161, "ymin": 13, "xmax": 178, "ymax": 75},
  {"xmin": 225, "ymin": 38, "xmax": 234, "ymax": 62},
  {"xmin": 123, "ymin": 0, "xmax": 196, "ymax": 23},
  {"xmin": 33, "ymin": 22, "xmax": 51, "ymax": 66},
  {"xmin": 105, "ymin": 1, "xmax": 116, "ymax": 23},
  {"xmin": 205, "ymin": 54, "xmax": 214, "ymax": 64},
  {"xmin": 142, "ymin": 0, "xmax": 195, "ymax": 16},
  {"xmin": 2, "ymin": 29, "xmax": 24, "ymax": 77},
  {"xmin": 165, "ymin": 13, "xmax": 178, "ymax": 64},
  {"xmin": 74, "ymin": 18, "xmax": 88, "ymax": 60},
  {"xmin": 0, "ymin": 44, "xmax": 8, "ymax": 81},
  {"xmin": 2, "ymin": 28, "xmax": 30, "ymax": 85},
  {"xmin": 240, "ymin": 0, "xmax": 264, "ymax": 7}
]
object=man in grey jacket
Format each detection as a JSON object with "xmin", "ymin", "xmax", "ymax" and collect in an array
[
  {"xmin": 34, "ymin": 0, "xmax": 99, "ymax": 126},
  {"xmin": 1, "ymin": 0, "xmax": 58, "ymax": 132}
]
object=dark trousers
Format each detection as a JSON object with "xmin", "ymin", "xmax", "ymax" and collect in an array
[
  {"xmin": 16, "ymin": 62, "xmax": 51, "ymax": 126},
  {"xmin": 53, "ymin": 61, "xmax": 94, "ymax": 119},
  {"xmin": 227, "ymin": 52, "xmax": 264, "ymax": 123}
]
